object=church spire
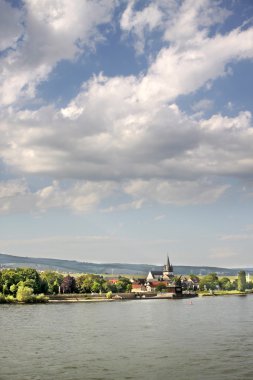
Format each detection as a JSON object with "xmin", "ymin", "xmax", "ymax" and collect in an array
[{"xmin": 163, "ymin": 254, "xmax": 173, "ymax": 274}]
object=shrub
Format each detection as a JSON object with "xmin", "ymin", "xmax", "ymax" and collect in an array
[
  {"xmin": 106, "ymin": 291, "xmax": 113, "ymax": 299},
  {"xmin": 0, "ymin": 293, "xmax": 6, "ymax": 303},
  {"xmin": 35, "ymin": 294, "xmax": 49, "ymax": 303},
  {"xmin": 5, "ymin": 295, "xmax": 17, "ymax": 303},
  {"xmin": 16, "ymin": 286, "xmax": 34, "ymax": 303}
]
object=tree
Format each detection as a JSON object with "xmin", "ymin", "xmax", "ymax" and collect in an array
[
  {"xmin": 91, "ymin": 281, "xmax": 101, "ymax": 293},
  {"xmin": 237, "ymin": 271, "xmax": 246, "ymax": 292},
  {"xmin": 115, "ymin": 277, "xmax": 131, "ymax": 293},
  {"xmin": 16, "ymin": 285, "xmax": 34, "ymax": 302},
  {"xmin": 60, "ymin": 275, "xmax": 76, "ymax": 293},
  {"xmin": 76, "ymin": 274, "xmax": 105, "ymax": 293},
  {"xmin": 219, "ymin": 277, "xmax": 232, "ymax": 290},
  {"xmin": 0, "ymin": 268, "xmax": 42, "ymax": 294},
  {"xmin": 199, "ymin": 273, "xmax": 219, "ymax": 291},
  {"xmin": 40, "ymin": 271, "xmax": 63, "ymax": 294},
  {"xmin": 10, "ymin": 284, "xmax": 18, "ymax": 295}
]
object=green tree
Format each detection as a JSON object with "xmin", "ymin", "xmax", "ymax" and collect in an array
[
  {"xmin": 10, "ymin": 284, "xmax": 18, "ymax": 295},
  {"xmin": 40, "ymin": 271, "xmax": 63, "ymax": 294},
  {"xmin": 76, "ymin": 274, "xmax": 105, "ymax": 293},
  {"xmin": 237, "ymin": 271, "xmax": 246, "ymax": 292},
  {"xmin": 91, "ymin": 281, "xmax": 101, "ymax": 293},
  {"xmin": 219, "ymin": 277, "xmax": 231, "ymax": 290},
  {"xmin": 0, "ymin": 268, "xmax": 42, "ymax": 294},
  {"xmin": 115, "ymin": 277, "xmax": 131, "ymax": 293},
  {"xmin": 16, "ymin": 285, "xmax": 34, "ymax": 302},
  {"xmin": 199, "ymin": 273, "xmax": 219, "ymax": 291}
]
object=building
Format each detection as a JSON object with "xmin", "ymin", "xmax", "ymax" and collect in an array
[
  {"xmin": 145, "ymin": 255, "xmax": 182, "ymax": 295},
  {"xmin": 146, "ymin": 255, "xmax": 174, "ymax": 282}
]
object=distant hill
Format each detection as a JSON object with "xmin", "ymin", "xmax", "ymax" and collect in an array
[{"xmin": 0, "ymin": 252, "xmax": 252, "ymax": 276}]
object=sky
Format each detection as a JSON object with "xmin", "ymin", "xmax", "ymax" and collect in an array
[{"xmin": 1, "ymin": 0, "xmax": 253, "ymax": 267}]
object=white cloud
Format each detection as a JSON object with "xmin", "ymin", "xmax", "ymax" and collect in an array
[
  {"xmin": 137, "ymin": 26, "xmax": 253, "ymax": 105},
  {"xmin": 0, "ymin": 179, "xmax": 27, "ymax": 199},
  {"xmin": 120, "ymin": 0, "xmax": 163, "ymax": 54},
  {"xmin": 36, "ymin": 180, "xmax": 115, "ymax": 213},
  {"xmin": 1, "ymin": 0, "xmax": 253, "ymax": 213},
  {"xmin": 163, "ymin": 0, "xmax": 231, "ymax": 47},
  {"xmin": 123, "ymin": 178, "xmax": 229, "ymax": 206},
  {"xmin": 0, "ymin": 179, "xmax": 115, "ymax": 214},
  {"xmin": 0, "ymin": 0, "xmax": 115, "ymax": 106}
]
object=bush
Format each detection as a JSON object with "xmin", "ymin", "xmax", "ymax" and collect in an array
[
  {"xmin": 0, "ymin": 293, "xmax": 6, "ymax": 303},
  {"xmin": 5, "ymin": 295, "xmax": 17, "ymax": 303},
  {"xmin": 16, "ymin": 286, "xmax": 34, "ymax": 303},
  {"xmin": 34, "ymin": 294, "xmax": 49, "ymax": 303},
  {"xmin": 106, "ymin": 291, "xmax": 113, "ymax": 299}
]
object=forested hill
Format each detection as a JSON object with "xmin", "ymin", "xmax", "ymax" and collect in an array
[{"xmin": 0, "ymin": 253, "xmax": 252, "ymax": 275}]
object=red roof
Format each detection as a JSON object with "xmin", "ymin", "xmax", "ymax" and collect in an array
[{"xmin": 148, "ymin": 281, "xmax": 168, "ymax": 287}]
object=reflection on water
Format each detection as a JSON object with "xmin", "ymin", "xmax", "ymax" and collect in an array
[{"xmin": 0, "ymin": 296, "xmax": 253, "ymax": 380}]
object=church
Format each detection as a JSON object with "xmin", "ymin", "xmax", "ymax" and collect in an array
[
  {"xmin": 146, "ymin": 255, "xmax": 174, "ymax": 282},
  {"xmin": 145, "ymin": 256, "xmax": 182, "ymax": 295}
]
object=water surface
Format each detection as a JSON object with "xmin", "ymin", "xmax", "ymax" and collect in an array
[{"xmin": 0, "ymin": 296, "xmax": 253, "ymax": 380}]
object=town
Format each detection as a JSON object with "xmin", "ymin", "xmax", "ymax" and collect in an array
[{"xmin": 0, "ymin": 256, "xmax": 251, "ymax": 303}]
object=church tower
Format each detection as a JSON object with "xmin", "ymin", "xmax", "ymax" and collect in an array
[{"xmin": 163, "ymin": 255, "xmax": 174, "ymax": 278}]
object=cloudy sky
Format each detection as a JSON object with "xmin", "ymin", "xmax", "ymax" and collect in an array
[{"xmin": 1, "ymin": 0, "xmax": 253, "ymax": 267}]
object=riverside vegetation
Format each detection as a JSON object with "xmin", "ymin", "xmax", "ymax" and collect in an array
[
  {"xmin": 0, "ymin": 268, "xmax": 132, "ymax": 303},
  {"xmin": 0, "ymin": 268, "xmax": 251, "ymax": 303}
]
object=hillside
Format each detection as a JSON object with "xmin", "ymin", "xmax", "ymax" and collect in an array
[{"xmin": 0, "ymin": 253, "xmax": 252, "ymax": 276}]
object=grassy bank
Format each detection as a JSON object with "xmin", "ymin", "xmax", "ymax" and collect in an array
[{"xmin": 198, "ymin": 290, "xmax": 247, "ymax": 296}]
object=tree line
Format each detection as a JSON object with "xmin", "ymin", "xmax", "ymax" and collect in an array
[
  {"xmin": 198, "ymin": 271, "xmax": 250, "ymax": 292},
  {"xmin": 0, "ymin": 268, "xmax": 132, "ymax": 303}
]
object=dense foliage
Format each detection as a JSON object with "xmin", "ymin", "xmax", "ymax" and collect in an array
[
  {"xmin": 199, "ymin": 271, "xmax": 253, "ymax": 292},
  {"xmin": 0, "ymin": 267, "xmax": 252, "ymax": 303},
  {"xmin": 237, "ymin": 271, "xmax": 247, "ymax": 291},
  {"xmin": 0, "ymin": 268, "xmax": 133, "ymax": 303}
]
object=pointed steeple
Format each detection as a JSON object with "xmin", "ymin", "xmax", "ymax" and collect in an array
[{"xmin": 163, "ymin": 254, "xmax": 173, "ymax": 275}]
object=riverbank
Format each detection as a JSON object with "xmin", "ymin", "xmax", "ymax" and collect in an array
[
  {"xmin": 47, "ymin": 292, "xmax": 198, "ymax": 303},
  {"xmin": 198, "ymin": 290, "xmax": 253, "ymax": 297}
]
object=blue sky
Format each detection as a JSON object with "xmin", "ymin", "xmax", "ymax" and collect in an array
[{"xmin": 1, "ymin": 0, "xmax": 253, "ymax": 267}]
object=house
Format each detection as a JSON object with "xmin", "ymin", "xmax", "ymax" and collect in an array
[
  {"xmin": 146, "ymin": 281, "xmax": 168, "ymax": 292},
  {"xmin": 146, "ymin": 271, "xmax": 163, "ymax": 281},
  {"xmin": 131, "ymin": 283, "xmax": 147, "ymax": 292}
]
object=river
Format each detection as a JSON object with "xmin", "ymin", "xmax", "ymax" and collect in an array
[{"xmin": 0, "ymin": 296, "xmax": 253, "ymax": 380}]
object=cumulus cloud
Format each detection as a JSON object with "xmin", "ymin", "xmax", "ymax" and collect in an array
[
  {"xmin": 1, "ymin": 0, "xmax": 253, "ymax": 213},
  {"xmin": 0, "ymin": 179, "xmax": 116, "ymax": 215},
  {"xmin": 0, "ymin": 0, "xmax": 115, "ymax": 106}
]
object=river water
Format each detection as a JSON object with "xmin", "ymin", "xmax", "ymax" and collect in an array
[{"xmin": 0, "ymin": 296, "xmax": 253, "ymax": 380}]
